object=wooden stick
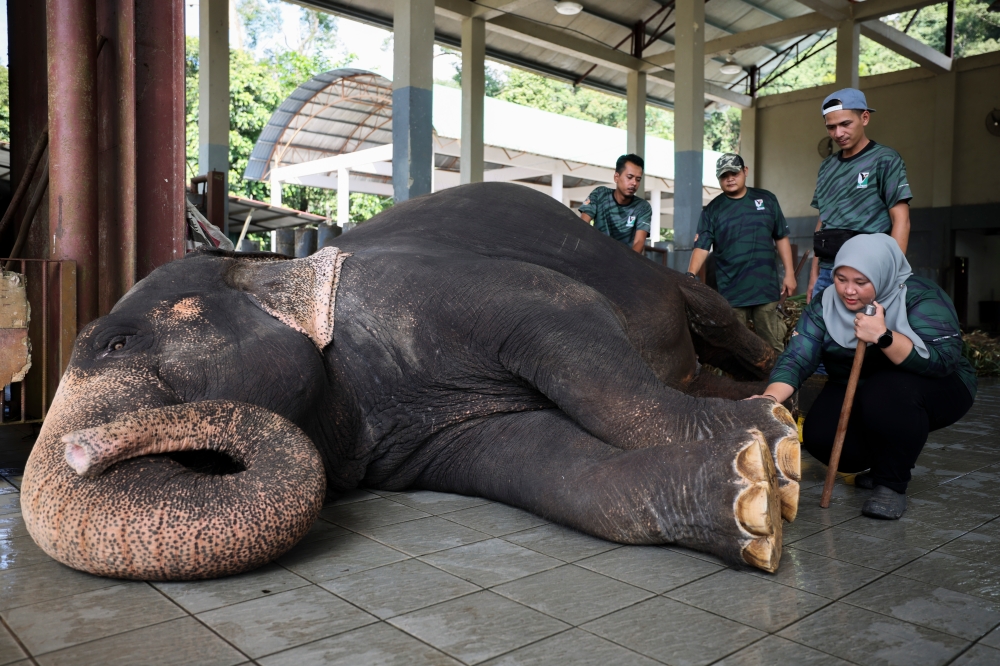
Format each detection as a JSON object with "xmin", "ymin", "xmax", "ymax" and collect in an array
[{"xmin": 820, "ymin": 303, "xmax": 876, "ymax": 508}]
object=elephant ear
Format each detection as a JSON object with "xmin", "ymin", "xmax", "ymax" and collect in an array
[{"xmin": 228, "ymin": 247, "xmax": 351, "ymax": 350}]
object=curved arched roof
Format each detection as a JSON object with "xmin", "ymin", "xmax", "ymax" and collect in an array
[{"xmin": 244, "ymin": 68, "xmax": 393, "ymax": 182}]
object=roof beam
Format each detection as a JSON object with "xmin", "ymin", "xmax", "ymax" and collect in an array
[
  {"xmin": 859, "ymin": 19, "xmax": 951, "ymax": 73},
  {"xmin": 436, "ymin": 0, "xmax": 644, "ymax": 72},
  {"xmin": 648, "ymin": 69, "xmax": 753, "ymax": 108},
  {"xmin": 793, "ymin": 0, "xmax": 848, "ymax": 20},
  {"xmin": 851, "ymin": 0, "xmax": 941, "ymax": 21},
  {"xmin": 643, "ymin": 11, "xmax": 834, "ymax": 67}
]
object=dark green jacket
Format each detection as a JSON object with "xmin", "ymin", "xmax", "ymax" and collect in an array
[{"xmin": 771, "ymin": 276, "xmax": 976, "ymax": 399}]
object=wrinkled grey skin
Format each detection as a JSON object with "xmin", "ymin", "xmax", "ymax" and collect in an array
[{"xmin": 22, "ymin": 183, "xmax": 799, "ymax": 580}]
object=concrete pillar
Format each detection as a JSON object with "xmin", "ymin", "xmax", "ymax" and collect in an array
[
  {"xmin": 460, "ymin": 17, "xmax": 485, "ymax": 185},
  {"xmin": 551, "ymin": 172, "xmax": 564, "ymax": 203},
  {"xmin": 275, "ymin": 228, "xmax": 295, "ymax": 257},
  {"xmin": 740, "ymin": 104, "xmax": 756, "ymax": 187},
  {"xmin": 318, "ymin": 223, "xmax": 341, "ymax": 249},
  {"xmin": 294, "ymin": 228, "xmax": 317, "ymax": 258},
  {"xmin": 671, "ymin": 0, "xmax": 705, "ymax": 272},
  {"xmin": 836, "ymin": 20, "xmax": 860, "ymax": 88},
  {"xmin": 338, "ymin": 167, "xmax": 350, "ymax": 227},
  {"xmin": 650, "ymin": 189, "xmax": 662, "ymax": 244},
  {"xmin": 270, "ymin": 173, "xmax": 281, "ymax": 206},
  {"xmin": 199, "ymin": 0, "xmax": 229, "ymax": 182},
  {"xmin": 932, "ymin": 72, "xmax": 956, "ymax": 208},
  {"xmin": 627, "ymin": 70, "xmax": 647, "ymax": 198},
  {"xmin": 392, "ymin": 0, "xmax": 435, "ymax": 201}
]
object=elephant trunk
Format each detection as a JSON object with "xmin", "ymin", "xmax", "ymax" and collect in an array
[{"xmin": 22, "ymin": 400, "xmax": 325, "ymax": 580}]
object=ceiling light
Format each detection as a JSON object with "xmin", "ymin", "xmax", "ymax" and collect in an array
[
  {"xmin": 720, "ymin": 59, "xmax": 743, "ymax": 75},
  {"xmin": 554, "ymin": 1, "xmax": 583, "ymax": 15}
]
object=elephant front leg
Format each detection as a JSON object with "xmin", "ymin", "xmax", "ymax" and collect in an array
[{"xmin": 417, "ymin": 410, "xmax": 783, "ymax": 572}]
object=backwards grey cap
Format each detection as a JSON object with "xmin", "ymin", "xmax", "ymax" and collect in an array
[
  {"xmin": 822, "ymin": 88, "xmax": 876, "ymax": 115},
  {"xmin": 715, "ymin": 153, "xmax": 745, "ymax": 179}
]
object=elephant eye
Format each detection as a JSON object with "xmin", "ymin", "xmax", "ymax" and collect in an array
[{"xmin": 100, "ymin": 334, "xmax": 134, "ymax": 357}]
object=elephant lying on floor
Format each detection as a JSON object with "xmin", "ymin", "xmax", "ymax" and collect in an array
[{"xmin": 22, "ymin": 182, "xmax": 800, "ymax": 580}]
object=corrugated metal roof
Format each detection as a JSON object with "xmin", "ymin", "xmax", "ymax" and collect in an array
[
  {"xmin": 245, "ymin": 70, "xmax": 724, "ymax": 188},
  {"xmin": 298, "ymin": 0, "xmax": 826, "ymax": 108}
]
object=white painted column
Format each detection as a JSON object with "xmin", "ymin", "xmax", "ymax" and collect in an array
[
  {"xmin": 270, "ymin": 230, "xmax": 277, "ymax": 253},
  {"xmin": 836, "ymin": 20, "xmax": 860, "ymax": 88},
  {"xmin": 671, "ymin": 0, "xmax": 705, "ymax": 271},
  {"xmin": 460, "ymin": 17, "xmax": 485, "ymax": 185},
  {"xmin": 551, "ymin": 172, "xmax": 564, "ymax": 204},
  {"xmin": 270, "ymin": 172, "xmax": 282, "ymax": 206},
  {"xmin": 338, "ymin": 167, "xmax": 350, "ymax": 227},
  {"xmin": 627, "ymin": 70, "xmax": 647, "ymax": 199},
  {"xmin": 199, "ymin": 0, "xmax": 230, "ymax": 232},
  {"xmin": 392, "ymin": 0, "xmax": 435, "ymax": 201},
  {"xmin": 740, "ymin": 103, "xmax": 756, "ymax": 187},
  {"xmin": 649, "ymin": 189, "xmax": 661, "ymax": 245}
]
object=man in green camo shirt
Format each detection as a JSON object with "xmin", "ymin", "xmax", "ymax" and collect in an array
[
  {"xmin": 686, "ymin": 153, "xmax": 796, "ymax": 353},
  {"xmin": 579, "ymin": 154, "xmax": 652, "ymax": 253},
  {"xmin": 806, "ymin": 87, "xmax": 912, "ymax": 303}
]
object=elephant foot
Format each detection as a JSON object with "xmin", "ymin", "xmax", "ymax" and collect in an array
[
  {"xmin": 755, "ymin": 402, "xmax": 801, "ymax": 523},
  {"xmin": 734, "ymin": 430, "xmax": 782, "ymax": 572}
]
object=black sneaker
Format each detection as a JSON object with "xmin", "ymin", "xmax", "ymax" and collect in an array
[
  {"xmin": 862, "ymin": 485, "xmax": 907, "ymax": 520},
  {"xmin": 854, "ymin": 473, "xmax": 875, "ymax": 490}
]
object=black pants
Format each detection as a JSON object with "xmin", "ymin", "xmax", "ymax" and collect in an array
[{"xmin": 803, "ymin": 369, "xmax": 974, "ymax": 493}]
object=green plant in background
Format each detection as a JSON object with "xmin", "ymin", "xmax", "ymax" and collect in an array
[
  {"xmin": 186, "ymin": 1, "xmax": 394, "ymax": 227},
  {"xmin": 963, "ymin": 331, "xmax": 1000, "ymax": 377}
]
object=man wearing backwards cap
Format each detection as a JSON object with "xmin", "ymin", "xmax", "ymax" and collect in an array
[
  {"xmin": 806, "ymin": 87, "xmax": 912, "ymax": 303},
  {"xmin": 686, "ymin": 153, "xmax": 795, "ymax": 353}
]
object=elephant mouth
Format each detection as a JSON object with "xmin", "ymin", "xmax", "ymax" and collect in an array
[
  {"xmin": 165, "ymin": 449, "xmax": 247, "ymax": 475},
  {"xmin": 21, "ymin": 400, "xmax": 327, "ymax": 581}
]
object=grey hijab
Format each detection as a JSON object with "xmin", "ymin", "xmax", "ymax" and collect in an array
[{"xmin": 821, "ymin": 233, "xmax": 929, "ymax": 358}]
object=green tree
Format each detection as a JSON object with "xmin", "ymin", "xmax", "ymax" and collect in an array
[
  {"xmin": 704, "ymin": 106, "xmax": 741, "ymax": 153},
  {"xmin": 186, "ymin": 35, "xmax": 391, "ymax": 225},
  {"xmin": 0, "ymin": 66, "xmax": 9, "ymax": 144}
]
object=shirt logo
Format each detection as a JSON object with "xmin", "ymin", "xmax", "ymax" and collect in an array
[
  {"xmin": 626, "ymin": 215, "xmax": 636, "ymax": 228},
  {"xmin": 583, "ymin": 198, "xmax": 591, "ymax": 205},
  {"xmin": 857, "ymin": 172, "xmax": 870, "ymax": 189},
  {"xmin": 754, "ymin": 199, "xmax": 765, "ymax": 210}
]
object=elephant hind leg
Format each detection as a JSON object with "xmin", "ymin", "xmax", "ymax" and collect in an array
[{"xmin": 417, "ymin": 409, "xmax": 783, "ymax": 572}]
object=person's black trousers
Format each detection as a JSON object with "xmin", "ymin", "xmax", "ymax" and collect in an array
[{"xmin": 803, "ymin": 369, "xmax": 974, "ymax": 493}]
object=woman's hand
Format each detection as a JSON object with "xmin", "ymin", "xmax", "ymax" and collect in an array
[
  {"xmin": 854, "ymin": 300, "xmax": 887, "ymax": 344},
  {"xmin": 745, "ymin": 383, "xmax": 795, "ymax": 404}
]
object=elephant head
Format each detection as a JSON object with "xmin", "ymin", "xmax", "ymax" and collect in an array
[{"xmin": 21, "ymin": 248, "xmax": 348, "ymax": 580}]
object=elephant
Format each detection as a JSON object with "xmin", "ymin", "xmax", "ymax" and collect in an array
[{"xmin": 21, "ymin": 182, "xmax": 800, "ymax": 581}]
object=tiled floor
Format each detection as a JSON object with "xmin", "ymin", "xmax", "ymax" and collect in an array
[{"xmin": 2, "ymin": 381, "xmax": 1000, "ymax": 665}]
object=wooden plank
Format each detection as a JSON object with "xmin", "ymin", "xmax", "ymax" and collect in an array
[
  {"xmin": 0, "ymin": 270, "xmax": 29, "ymax": 328},
  {"xmin": 0, "ymin": 270, "xmax": 31, "ymax": 385}
]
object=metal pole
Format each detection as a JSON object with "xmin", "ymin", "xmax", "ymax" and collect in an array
[
  {"xmin": 945, "ymin": 0, "xmax": 955, "ymax": 58},
  {"xmin": 46, "ymin": 0, "xmax": 99, "ymax": 330}
]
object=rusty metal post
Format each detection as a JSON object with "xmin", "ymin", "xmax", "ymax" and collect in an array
[
  {"xmin": 46, "ymin": 0, "xmax": 100, "ymax": 330},
  {"xmin": 96, "ymin": 0, "xmax": 138, "ymax": 315},
  {"xmin": 135, "ymin": 0, "xmax": 186, "ymax": 279},
  {"xmin": 205, "ymin": 171, "xmax": 227, "ymax": 231}
]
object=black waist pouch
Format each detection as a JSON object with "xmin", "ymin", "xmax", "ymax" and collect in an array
[{"xmin": 814, "ymin": 228, "xmax": 861, "ymax": 261}]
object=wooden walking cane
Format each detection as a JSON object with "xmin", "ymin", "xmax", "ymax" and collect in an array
[{"xmin": 820, "ymin": 302, "xmax": 878, "ymax": 508}]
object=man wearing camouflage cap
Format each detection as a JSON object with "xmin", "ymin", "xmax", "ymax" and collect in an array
[{"xmin": 686, "ymin": 153, "xmax": 796, "ymax": 353}]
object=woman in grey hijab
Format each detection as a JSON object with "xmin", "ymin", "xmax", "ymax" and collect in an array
[{"xmin": 755, "ymin": 234, "xmax": 975, "ymax": 519}]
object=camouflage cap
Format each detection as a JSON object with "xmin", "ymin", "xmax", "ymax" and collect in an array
[{"xmin": 715, "ymin": 153, "xmax": 745, "ymax": 179}]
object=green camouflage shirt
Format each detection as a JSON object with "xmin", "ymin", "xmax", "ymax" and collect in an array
[
  {"xmin": 579, "ymin": 187, "xmax": 652, "ymax": 246},
  {"xmin": 771, "ymin": 276, "xmax": 977, "ymax": 399},
  {"xmin": 811, "ymin": 141, "xmax": 912, "ymax": 267},
  {"xmin": 694, "ymin": 187, "xmax": 790, "ymax": 308}
]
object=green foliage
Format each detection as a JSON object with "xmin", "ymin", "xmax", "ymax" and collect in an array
[
  {"xmin": 0, "ymin": 66, "xmax": 9, "ymax": 144},
  {"xmin": 704, "ymin": 107, "xmax": 741, "ymax": 154},
  {"xmin": 758, "ymin": 0, "xmax": 1000, "ymax": 97},
  {"xmin": 186, "ymin": 3, "xmax": 389, "ymax": 227}
]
